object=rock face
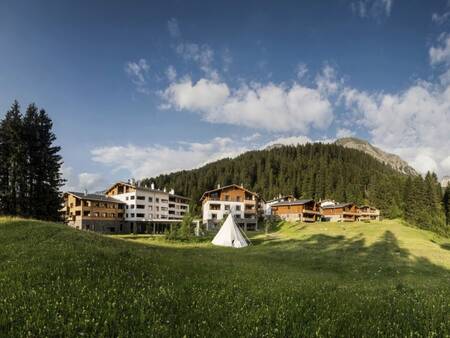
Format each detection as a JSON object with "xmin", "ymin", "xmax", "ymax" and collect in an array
[
  {"xmin": 441, "ymin": 176, "xmax": 450, "ymax": 188},
  {"xmin": 335, "ymin": 137, "xmax": 418, "ymax": 176}
]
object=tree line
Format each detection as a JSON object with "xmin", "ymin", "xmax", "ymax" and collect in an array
[
  {"xmin": 143, "ymin": 143, "xmax": 450, "ymax": 235},
  {"xmin": 0, "ymin": 100, "xmax": 64, "ymax": 221}
]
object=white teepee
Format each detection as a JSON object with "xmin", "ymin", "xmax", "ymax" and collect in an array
[{"xmin": 211, "ymin": 214, "xmax": 249, "ymax": 248}]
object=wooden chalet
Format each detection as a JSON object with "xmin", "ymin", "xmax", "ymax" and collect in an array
[
  {"xmin": 358, "ymin": 205, "xmax": 380, "ymax": 221},
  {"xmin": 321, "ymin": 202, "xmax": 359, "ymax": 222},
  {"xmin": 271, "ymin": 199, "xmax": 321, "ymax": 222}
]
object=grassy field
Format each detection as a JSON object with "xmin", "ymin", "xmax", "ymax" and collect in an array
[{"xmin": 0, "ymin": 218, "xmax": 449, "ymax": 337}]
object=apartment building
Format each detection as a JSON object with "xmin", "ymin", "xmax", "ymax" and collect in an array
[
  {"xmin": 200, "ymin": 184, "xmax": 260, "ymax": 231},
  {"xmin": 63, "ymin": 192, "xmax": 128, "ymax": 233},
  {"xmin": 105, "ymin": 181, "xmax": 190, "ymax": 233},
  {"xmin": 271, "ymin": 199, "xmax": 321, "ymax": 222}
]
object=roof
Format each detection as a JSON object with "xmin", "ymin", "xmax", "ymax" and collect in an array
[
  {"xmin": 271, "ymin": 199, "xmax": 314, "ymax": 207},
  {"xmin": 321, "ymin": 202, "xmax": 354, "ymax": 209},
  {"xmin": 66, "ymin": 192, "xmax": 123, "ymax": 204},
  {"xmin": 200, "ymin": 184, "xmax": 259, "ymax": 201},
  {"xmin": 105, "ymin": 181, "xmax": 190, "ymax": 200}
]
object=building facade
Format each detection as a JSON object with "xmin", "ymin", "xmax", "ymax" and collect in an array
[
  {"xmin": 105, "ymin": 181, "xmax": 190, "ymax": 233},
  {"xmin": 271, "ymin": 199, "xmax": 321, "ymax": 222},
  {"xmin": 201, "ymin": 184, "xmax": 260, "ymax": 231},
  {"xmin": 358, "ymin": 205, "xmax": 380, "ymax": 221},
  {"xmin": 63, "ymin": 192, "xmax": 128, "ymax": 233},
  {"xmin": 264, "ymin": 195, "xmax": 295, "ymax": 216},
  {"xmin": 321, "ymin": 202, "xmax": 359, "ymax": 222}
]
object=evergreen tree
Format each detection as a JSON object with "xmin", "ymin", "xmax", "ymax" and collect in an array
[
  {"xmin": 444, "ymin": 184, "xmax": 450, "ymax": 226},
  {"xmin": 0, "ymin": 101, "xmax": 64, "ymax": 221}
]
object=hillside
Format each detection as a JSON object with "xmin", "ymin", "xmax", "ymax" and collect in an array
[
  {"xmin": 143, "ymin": 142, "xmax": 406, "ymax": 209},
  {"xmin": 1, "ymin": 217, "xmax": 449, "ymax": 336},
  {"xmin": 335, "ymin": 137, "xmax": 418, "ymax": 175}
]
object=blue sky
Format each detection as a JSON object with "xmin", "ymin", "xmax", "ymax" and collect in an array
[{"xmin": 1, "ymin": 0, "xmax": 450, "ymax": 191}]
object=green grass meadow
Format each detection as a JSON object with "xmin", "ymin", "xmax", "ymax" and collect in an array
[{"xmin": 0, "ymin": 217, "xmax": 449, "ymax": 337}]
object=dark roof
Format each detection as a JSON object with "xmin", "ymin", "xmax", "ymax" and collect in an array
[
  {"xmin": 271, "ymin": 199, "xmax": 314, "ymax": 207},
  {"xmin": 321, "ymin": 202, "xmax": 354, "ymax": 209},
  {"xmin": 200, "ymin": 184, "xmax": 259, "ymax": 201},
  {"xmin": 66, "ymin": 192, "xmax": 123, "ymax": 204}
]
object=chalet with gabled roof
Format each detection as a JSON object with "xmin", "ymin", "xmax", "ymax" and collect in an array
[{"xmin": 271, "ymin": 199, "xmax": 321, "ymax": 222}]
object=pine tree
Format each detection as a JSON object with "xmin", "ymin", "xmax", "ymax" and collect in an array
[
  {"xmin": 444, "ymin": 184, "xmax": 450, "ymax": 226},
  {"xmin": 0, "ymin": 101, "xmax": 64, "ymax": 221}
]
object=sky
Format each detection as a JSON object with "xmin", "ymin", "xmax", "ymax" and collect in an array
[{"xmin": 1, "ymin": 0, "xmax": 450, "ymax": 192}]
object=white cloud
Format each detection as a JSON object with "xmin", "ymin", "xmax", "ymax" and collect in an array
[
  {"xmin": 351, "ymin": 0, "xmax": 393, "ymax": 19},
  {"xmin": 341, "ymin": 80, "xmax": 450, "ymax": 176},
  {"xmin": 162, "ymin": 75, "xmax": 334, "ymax": 132},
  {"xmin": 125, "ymin": 58, "xmax": 150, "ymax": 94},
  {"xmin": 264, "ymin": 135, "xmax": 312, "ymax": 148},
  {"xmin": 165, "ymin": 65, "xmax": 177, "ymax": 81},
  {"xmin": 336, "ymin": 128, "xmax": 356, "ymax": 138},
  {"xmin": 242, "ymin": 133, "xmax": 261, "ymax": 142},
  {"xmin": 167, "ymin": 18, "xmax": 180, "ymax": 38},
  {"xmin": 432, "ymin": 12, "xmax": 450, "ymax": 25},
  {"xmin": 62, "ymin": 166, "xmax": 104, "ymax": 192},
  {"xmin": 429, "ymin": 33, "xmax": 450, "ymax": 66},
  {"xmin": 295, "ymin": 63, "xmax": 308, "ymax": 80},
  {"xmin": 175, "ymin": 42, "xmax": 217, "ymax": 79},
  {"xmin": 91, "ymin": 137, "xmax": 250, "ymax": 179},
  {"xmin": 441, "ymin": 156, "xmax": 450, "ymax": 171}
]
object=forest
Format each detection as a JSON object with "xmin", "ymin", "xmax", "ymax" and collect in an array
[{"xmin": 143, "ymin": 143, "xmax": 450, "ymax": 235}]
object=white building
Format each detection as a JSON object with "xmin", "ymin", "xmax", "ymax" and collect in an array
[
  {"xmin": 200, "ymin": 184, "xmax": 260, "ymax": 231},
  {"xmin": 106, "ymin": 181, "xmax": 189, "ymax": 233}
]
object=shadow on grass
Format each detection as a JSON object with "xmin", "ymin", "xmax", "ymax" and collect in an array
[{"xmin": 440, "ymin": 243, "xmax": 450, "ymax": 251}]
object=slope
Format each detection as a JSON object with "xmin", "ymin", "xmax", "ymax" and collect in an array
[{"xmin": 1, "ymin": 217, "xmax": 449, "ymax": 337}]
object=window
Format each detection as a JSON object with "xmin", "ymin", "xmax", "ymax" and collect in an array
[
  {"xmin": 235, "ymin": 214, "xmax": 241, "ymax": 219},
  {"xmin": 131, "ymin": 213, "xmax": 135, "ymax": 217},
  {"xmin": 130, "ymin": 196, "xmax": 135, "ymax": 200},
  {"xmin": 211, "ymin": 213, "xmax": 217, "ymax": 219},
  {"xmin": 95, "ymin": 202, "xmax": 100, "ymax": 207},
  {"xmin": 161, "ymin": 199, "xmax": 168, "ymax": 203},
  {"xmin": 110, "ymin": 213, "xmax": 115, "ymax": 218},
  {"xmin": 130, "ymin": 205, "xmax": 135, "ymax": 209},
  {"xmin": 148, "ymin": 197, "xmax": 153, "ymax": 202},
  {"xmin": 236, "ymin": 196, "xmax": 241, "ymax": 202},
  {"xmin": 126, "ymin": 205, "xmax": 129, "ymax": 209},
  {"xmin": 118, "ymin": 213, "xmax": 123, "ymax": 218},
  {"xmin": 126, "ymin": 196, "xmax": 129, "ymax": 200},
  {"xmin": 136, "ymin": 204, "xmax": 145, "ymax": 209},
  {"xmin": 148, "ymin": 206, "xmax": 153, "ymax": 211},
  {"xmin": 75, "ymin": 210, "xmax": 81, "ymax": 216},
  {"xmin": 137, "ymin": 196, "xmax": 145, "ymax": 200},
  {"xmin": 83, "ymin": 211, "xmax": 90, "ymax": 217},
  {"xmin": 93, "ymin": 212, "xmax": 99, "ymax": 217},
  {"xmin": 224, "ymin": 195, "xmax": 229, "ymax": 201},
  {"xmin": 161, "ymin": 207, "xmax": 167, "ymax": 211},
  {"xmin": 156, "ymin": 198, "xmax": 159, "ymax": 203},
  {"xmin": 156, "ymin": 206, "xmax": 159, "ymax": 211},
  {"xmin": 102, "ymin": 213, "xmax": 107, "ymax": 217},
  {"xmin": 126, "ymin": 213, "xmax": 128, "ymax": 218},
  {"xmin": 224, "ymin": 205, "xmax": 230, "ymax": 210},
  {"xmin": 136, "ymin": 213, "xmax": 145, "ymax": 218},
  {"xmin": 236, "ymin": 205, "xmax": 241, "ymax": 211}
]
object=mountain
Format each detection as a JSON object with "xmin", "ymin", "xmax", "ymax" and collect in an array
[{"xmin": 335, "ymin": 137, "xmax": 418, "ymax": 176}]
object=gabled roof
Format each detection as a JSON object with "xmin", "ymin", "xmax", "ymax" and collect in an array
[
  {"xmin": 321, "ymin": 202, "xmax": 354, "ymax": 209},
  {"xmin": 200, "ymin": 184, "xmax": 259, "ymax": 201},
  {"xmin": 271, "ymin": 199, "xmax": 314, "ymax": 207},
  {"xmin": 65, "ymin": 192, "xmax": 123, "ymax": 204}
]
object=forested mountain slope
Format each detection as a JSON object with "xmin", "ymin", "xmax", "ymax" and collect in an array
[{"xmin": 142, "ymin": 143, "xmax": 448, "ymax": 234}]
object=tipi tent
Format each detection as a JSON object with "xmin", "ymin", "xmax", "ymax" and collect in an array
[{"xmin": 212, "ymin": 214, "xmax": 249, "ymax": 248}]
